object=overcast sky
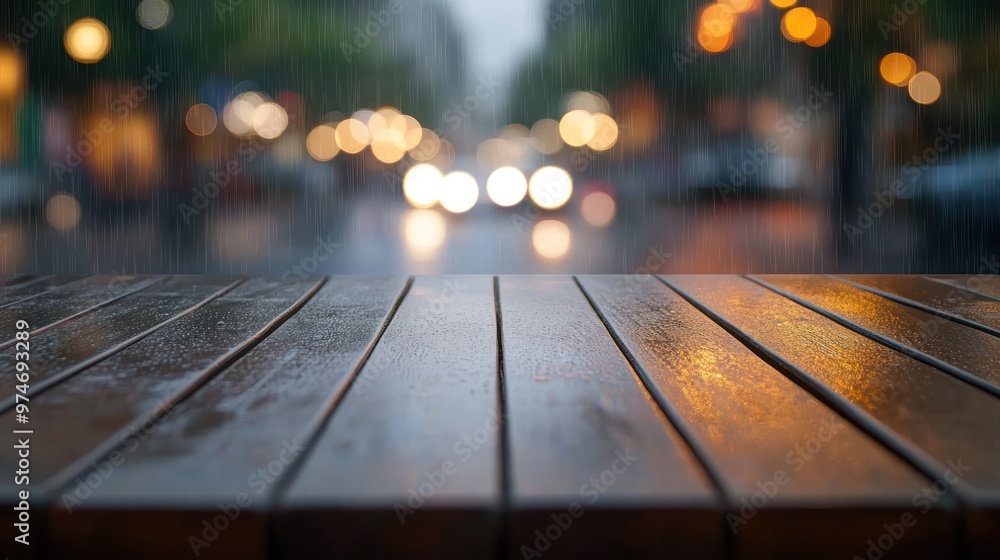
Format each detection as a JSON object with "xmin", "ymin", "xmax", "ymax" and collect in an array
[{"xmin": 439, "ymin": 0, "xmax": 547, "ymax": 80}]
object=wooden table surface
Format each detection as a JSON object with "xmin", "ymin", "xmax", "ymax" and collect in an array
[{"xmin": 1, "ymin": 275, "xmax": 998, "ymax": 560}]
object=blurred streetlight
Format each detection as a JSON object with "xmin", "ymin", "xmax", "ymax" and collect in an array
[{"xmin": 64, "ymin": 18, "xmax": 112, "ymax": 64}]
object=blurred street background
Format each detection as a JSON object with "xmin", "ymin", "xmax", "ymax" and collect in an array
[{"xmin": 1, "ymin": 0, "xmax": 998, "ymax": 275}]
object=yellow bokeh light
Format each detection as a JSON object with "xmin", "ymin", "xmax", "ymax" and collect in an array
[
  {"xmin": 306, "ymin": 124, "xmax": 340, "ymax": 161},
  {"xmin": 185, "ymin": 104, "xmax": 217, "ymax": 136},
  {"xmin": 781, "ymin": 8, "xmax": 817, "ymax": 42},
  {"xmin": 0, "ymin": 49, "xmax": 25, "ymax": 100},
  {"xmin": 335, "ymin": 118, "xmax": 370, "ymax": 154},
  {"xmin": 530, "ymin": 119, "xmax": 564, "ymax": 155},
  {"xmin": 722, "ymin": 0, "xmax": 757, "ymax": 13},
  {"xmin": 440, "ymin": 171, "xmax": 479, "ymax": 214},
  {"xmin": 371, "ymin": 128, "xmax": 407, "ymax": 164},
  {"xmin": 559, "ymin": 110, "xmax": 596, "ymax": 148},
  {"xmin": 698, "ymin": 27, "xmax": 734, "ymax": 53},
  {"xmin": 486, "ymin": 167, "xmax": 528, "ymax": 207},
  {"xmin": 528, "ymin": 166, "xmax": 573, "ymax": 210},
  {"xmin": 402, "ymin": 209, "xmax": 446, "ymax": 260},
  {"xmin": 64, "ymin": 18, "xmax": 112, "ymax": 64},
  {"xmin": 701, "ymin": 4, "xmax": 737, "ymax": 38},
  {"xmin": 368, "ymin": 107, "xmax": 401, "ymax": 135},
  {"xmin": 770, "ymin": 0, "xmax": 796, "ymax": 7},
  {"xmin": 587, "ymin": 114, "xmax": 619, "ymax": 152},
  {"xmin": 908, "ymin": 71, "xmax": 942, "ymax": 105},
  {"xmin": 879, "ymin": 53, "xmax": 917, "ymax": 86},
  {"xmin": 410, "ymin": 129, "xmax": 441, "ymax": 161},
  {"xmin": 251, "ymin": 102, "xmax": 288, "ymax": 140},
  {"xmin": 45, "ymin": 193, "xmax": 82, "ymax": 231},
  {"xmin": 403, "ymin": 164, "xmax": 444, "ymax": 209},
  {"xmin": 805, "ymin": 17, "xmax": 832, "ymax": 47},
  {"xmin": 223, "ymin": 92, "xmax": 265, "ymax": 137},
  {"xmin": 580, "ymin": 191, "xmax": 616, "ymax": 228},
  {"xmin": 532, "ymin": 220, "xmax": 571, "ymax": 260}
]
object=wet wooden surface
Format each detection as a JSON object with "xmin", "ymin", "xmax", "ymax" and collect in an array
[{"xmin": 0, "ymin": 275, "xmax": 997, "ymax": 560}]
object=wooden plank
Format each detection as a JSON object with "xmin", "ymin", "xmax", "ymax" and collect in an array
[
  {"xmin": 836, "ymin": 275, "xmax": 1000, "ymax": 336},
  {"xmin": 0, "ymin": 276, "xmax": 86, "ymax": 308},
  {"xmin": 666, "ymin": 275, "xmax": 1000, "ymax": 558},
  {"xmin": 0, "ymin": 276, "xmax": 242, "ymax": 411},
  {"xmin": 927, "ymin": 275, "xmax": 1000, "ymax": 300},
  {"xmin": 0, "ymin": 275, "xmax": 164, "ymax": 349},
  {"xmin": 45, "ymin": 277, "xmax": 409, "ymax": 560},
  {"xmin": 275, "ymin": 276, "xmax": 501, "ymax": 559},
  {"xmin": 0, "ymin": 277, "xmax": 322, "ymax": 507},
  {"xmin": 498, "ymin": 276, "xmax": 721, "ymax": 560},
  {"xmin": 577, "ymin": 275, "xmax": 952, "ymax": 559},
  {"xmin": 752, "ymin": 275, "xmax": 1000, "ymax": 396}
]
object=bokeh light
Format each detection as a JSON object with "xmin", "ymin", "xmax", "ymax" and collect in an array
[
  {"xmin": 908, "ymin": 71, "xmax": 942, "ymax": 105},
  {"xmin": 45, "ymin": 193, "xmax": 82, "ymax": 231},
  {"xmin": 805, "ymin": 17, "xmax": 832, "ymax": 47},
  {"xmin": 580, "ymin": 191, "xmax": 616, "ymax": 228},
  {"xmin": 335, "ymin": 118, "xmax": 370, "ymax": 154},
  {"xmin": 136, "ymin": 0, "xmax": 172, "ymax": 30},
  {"xmin": 439, "ymin": 171, "xmax": 479, "ymax": 213},
  {"xmin": 371, "ymin": 128, "xmax": 407, "ymax": 163},
  {"xmin": 697, "ymin": 27, "xmax": 734, "ymax": 53},
  {"xmin": 566, "ymin": 91, "xmax": 611, "ymax": 115},
  {"xmin": 0, "ymin": 49, "xmax": 24, "ymax": 100},
  {"xmin": 486, "ymin": 167, "xmax": 528, "ymax": 207},
  {"xmin": 306, "ymin": 124, "xmax": 340, "ymax": 161},
  {"xmin": 410, "ymin": 129, "xmax": 441, "ymax": 161},
  {"xmin": 223, "ymin": 91, "xmax": 266, "ymax": 136},
  {"xmin": 532, "ymin": 220, "xmax": 571, "ymax": 260},
  {"xmin": 251, "ymin": 102, "xmax": 288, "ymax": 140},
  {"xmin": 559, "ymin": 110, "xmax": 596, "ymax": 147},
  {"xmin": 185, "ymin": 104, "xmax": 217, "ymax": 136},
  {"xmin": 587, "ymin": 114, "xmax": 619, "ymax": 151},
  {"xmin": 528, "ymin": 166, "xmax": 573, "ymax": 210},
  {"xmin": 530, "ymin": 118, "xmax": 564, "ymax": 155},
  {"xmin": 64, "ymin": 18, "xmax": 112, "ymax": 64},
  {"xmin": 781, "ymin": 8, "xmax": 817, "ymax": 42},
  {"xmin": 403, "ymin": 209, "xmax": 446, "ymax": 260},
  {"xmin": 701, "ymin": 4, "xmax": 737, "ymax": 38},
  {"xmin": 880, "ymin": 53, "xmax": 917, "ymax": 86},
  {"xmin": 403, "ymin": 164, "xmax": 445, "ymax": 209},
  {"xmin": 722, "ymin": 0, "xmax": 757, "ymax": 13},
  {"xmin": 770, "ymin": 0, "xmax": 796, "ymax": 7}
]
